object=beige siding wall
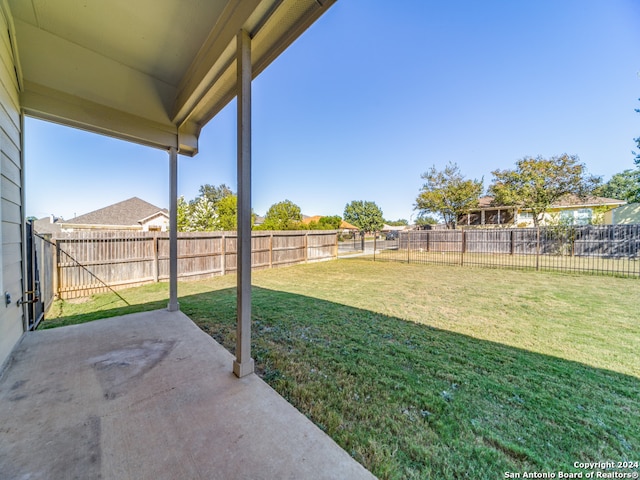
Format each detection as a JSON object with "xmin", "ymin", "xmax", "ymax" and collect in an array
[{"xmin": 0, "ymin": 5, "xmax": 24, "ymax": 369}]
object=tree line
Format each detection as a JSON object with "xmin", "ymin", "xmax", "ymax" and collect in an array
[
  {"xmin": 176, "ymin": 184, "xmax": 403, "ymax": 233},
  {"xmin": 417, "ymin": 101, "xmax": 640, "ymax": 228},
  {"xmin": 179, "ymin": 101, "xmax": 639, "ymax": 232}
]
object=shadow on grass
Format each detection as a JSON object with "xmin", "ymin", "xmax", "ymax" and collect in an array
[{"xmin": 42, "ymin": 286, "xmax": 639, "ymax": 480}]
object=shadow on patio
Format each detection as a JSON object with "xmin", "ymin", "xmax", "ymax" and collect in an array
[{"xmin": 0, "ymin": 309, "xmax": 375, "ymax": 479}]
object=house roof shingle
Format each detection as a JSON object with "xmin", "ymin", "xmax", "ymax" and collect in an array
[{"xmin": 64, "ymin": 197, "xmax": 168, "ymax": 226}]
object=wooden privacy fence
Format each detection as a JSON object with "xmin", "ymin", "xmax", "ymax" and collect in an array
[
  {"xmin": 377, "ymin": 225, "xmax": 640, "ymax": 277},
  {"xmin": 49, "ymin": 230, "xmax": 338, "ymax": 299}
]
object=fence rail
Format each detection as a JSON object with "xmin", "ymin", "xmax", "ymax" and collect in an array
[
  {"xmin": 46, "ymin": 230, "xmax": 338, "ymax": 299},
  {"xmin": 375, "ymin": 225, "xmax": 640, "ymax": 277}
]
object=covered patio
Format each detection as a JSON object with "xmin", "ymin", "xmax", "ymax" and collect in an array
[
  {"xmin": 0, "ymin": 0, "xmax": 378, "ymax": 477},
  {"xmin": 0, "ymin": 309, "xmax": 374, "ymax": 479}
]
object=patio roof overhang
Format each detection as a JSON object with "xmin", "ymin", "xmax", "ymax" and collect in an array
[
  {"xmin": 7, "ymin": 0, "xmax": 335, "ymax": 156},
  {"xmin": 5, "ymin": 0, "xmax": 336, "ymax": 378}
]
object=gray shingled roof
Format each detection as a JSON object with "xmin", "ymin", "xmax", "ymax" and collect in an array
[{"xmin": 64, "ymin": 197, "xmax": 168, "ymax": 226}]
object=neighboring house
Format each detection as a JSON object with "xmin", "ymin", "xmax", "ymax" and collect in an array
[
  {"xmin": 460, "ymin": 195, "xmax": 626, "ymax": 227},
  {"xmin": 254, "ymin": 215, "xmax": 265, "ymax": 227},
  {"xmin": 526, "ymin": 195, "xmax": 626, "ymax": 227},
  {"xmin": 458, "ymin": 196, "xmax": 516, "ymax": 227},
  {"xmin": 382, "ymin": 224, "xmax": 407, "ymax": 232},
  {"xmin": 59, "ymin": 197, "xmax": 169, "ymax": 232},
  {"xmin": 605, "ymin": 203, "xmax": 640, "ymax": 224},
  {"xmin": 339, "ymin": 220, "xmax": 359, "ymax": 232}
]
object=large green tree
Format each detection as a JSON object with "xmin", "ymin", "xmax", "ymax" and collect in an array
[
  {"xmin": 595, "ymin": 169, "xmax": 640, "ymax": 204},
  {"xmin": 489, "ymin": 154, "xmax": 600, "ymax": 227},
  {"xmin": 216, "ymin": 194, "xmax": 238, "ymax": 231},
  {"xmin": 343, "ymin": 200, "xmax": 384, "ymax": 233},
  {"xmin": 176, "ymin": 196, "xmax": 191, "ymax": 232},
  {"xmin": 189, "ymin": 196, "xmax": 218, "ymax": 231},
  {"xmin": 260, "ymin": 199, "xmax": 304, "ymax": 230},
  {"xmin": 415, "ymin": 162, "xmax": 483, "ymax": 229}
]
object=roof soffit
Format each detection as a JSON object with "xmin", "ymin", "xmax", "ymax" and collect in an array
[{"xmin": 7, "ymin": 0, "xmax": 336, "ymax": 155}]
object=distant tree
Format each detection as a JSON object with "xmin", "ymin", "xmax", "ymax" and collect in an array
[
  {"xmin": 216, "ymin": 194, "xmax": 238, "ymax": 230},
  {"xmin": 189, "ymin": 196, "xmax": 218, "ymax": 231},
  {"xmin": 595, "ymin": 169, "xmax": 640, "ymax": 204},
  {"xmin": 198, "ymin": 183, "xmax": 233, "ymax": 205},
  {"xmin": 343, "ymin": 200, "xmax": 384, "ymax": 233},
  {"xmin": 319, "ymin": 215, "xmax": 342, "ymax": 229},
  {"xmin": 260, "ymin": 200, "xmax": 304, "ymax": 230},
  {"xmin": 385, "ymin": 219, "xmax": 409, "ymax": 226},
  {"xmin": 176, "ymin": 196, "xmax": 191, "ymax": 232},
  {"xmin": 489, "ymin": 154, "xmax": 600, "ymax": 227},
  {"xmin": 415, "ymin": 162, "xmax": 483, "ymax": 229},
  {"xmin": 415, "ymin": 214, "xmax": 438, "ymax": 226},
  {"xmin": 308, "ymin": 215, "xmax": 342, "ymax": 230}
]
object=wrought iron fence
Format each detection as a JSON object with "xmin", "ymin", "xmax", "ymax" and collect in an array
[{"xmin": 373, "ymin": 225, "xmax": 640, "ymax": 277}]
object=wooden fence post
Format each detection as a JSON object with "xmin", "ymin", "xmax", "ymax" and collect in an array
[
  {"xmin": 460, "ymin": 229, "xmax": 466, "ymax": 266},
  {"xmin": 304, "ymin": 231, "xmax": 308, "ymax": 263},
  {"xmin": 153, "ymin": 234, "xmax": 159, "ymax": 283},
  {"xmin": 221, "ymin": 233, "xmax": 226, "ymax": 276},
  {"xmin": 269, "ymin": 232, "xmax": 273, "ymax": 268},
  {"xmin": 52, "ymin": 239, "xmax": 60, "ymax": 298}
]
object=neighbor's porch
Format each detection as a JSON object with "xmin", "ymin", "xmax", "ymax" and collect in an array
[{"xmin": 0, "ymin": 309, "xmax": 374, "ymax": 479}]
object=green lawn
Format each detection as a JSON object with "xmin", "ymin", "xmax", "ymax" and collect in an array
[{"xmin": 43, "ymin": 258, "xmax": 640, "ymax": 479}]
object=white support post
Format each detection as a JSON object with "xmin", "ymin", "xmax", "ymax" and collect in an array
[
  {"xmin": 233, "ymin": 29, "xmax": 254, "ymax": 378},
  {"xmin": 168, "ymin": 146, "xmax": 180, "ymax": 312}
]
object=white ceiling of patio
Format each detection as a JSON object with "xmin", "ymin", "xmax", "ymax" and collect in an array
[{"xmin": 6, "ymin": 0, "xmax": 335, "ymax": 155}]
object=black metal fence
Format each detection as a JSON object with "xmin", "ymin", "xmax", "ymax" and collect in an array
[{"xmin": 373, "ymin": 225, "xmax": 640, "ymax": 277}]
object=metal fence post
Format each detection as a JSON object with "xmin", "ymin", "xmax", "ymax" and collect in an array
[
  {"xmin": 536, "ymin": 227, "xmax": 540, "ymax": 271},
  {"xmin": 373, "ymin": 233, "xmax": 377, "ymax": 261}
]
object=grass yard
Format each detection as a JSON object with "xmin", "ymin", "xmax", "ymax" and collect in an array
[{"xmin": 43, "ymin": 258, "xmax": 640, "ymax": 479}]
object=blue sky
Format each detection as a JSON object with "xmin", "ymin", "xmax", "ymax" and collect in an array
[{"xmin": 26, "ymin": 0, "xmax": 640, "ymax": 222}]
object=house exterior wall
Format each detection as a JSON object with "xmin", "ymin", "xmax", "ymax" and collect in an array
[
  {"xmin": 0, "ymin": 4, "xmax": 24, "ymax": 368},
  {"xmin": 141, "ymin": 214, "xmax": 169, "ymax": 232},
  {"xmin": 606, "ymin": 203, "xmax": 640, "ymax": 224},
  {"xmin": 516, "ymin": 205, "xmax": 619, "ymax": 227}
]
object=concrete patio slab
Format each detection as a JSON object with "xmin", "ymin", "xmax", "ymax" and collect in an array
[{"xmin": 0, "ymin": 310, "xmax": 376, "ymax": 479}]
